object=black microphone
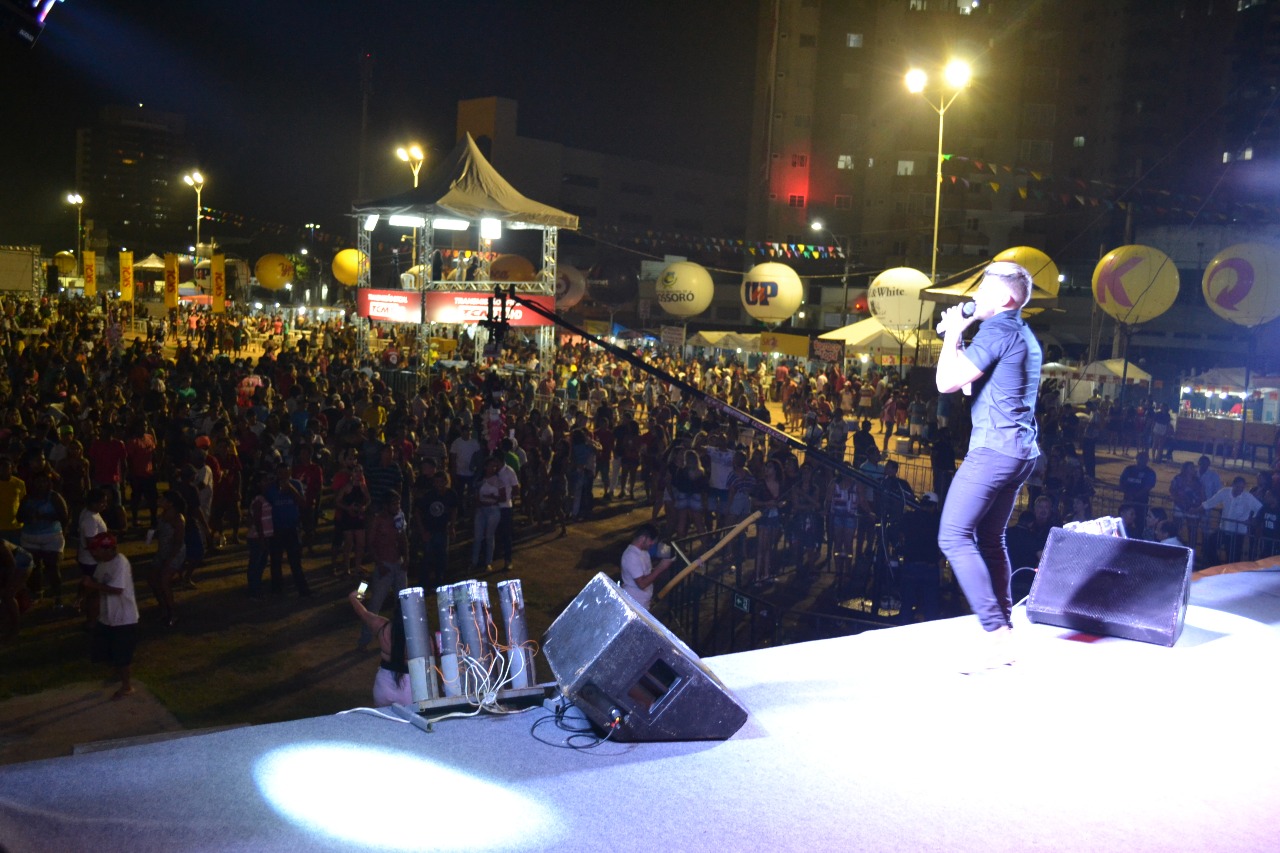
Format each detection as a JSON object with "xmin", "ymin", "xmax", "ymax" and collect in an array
[{"xmin": 936, "ymin": 301, "xmax": 976, "ymax": 335}]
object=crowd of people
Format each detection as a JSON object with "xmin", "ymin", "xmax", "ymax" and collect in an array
[{"xmin": 2, "ymin": 291, "xmax": 1278, "ymax": 666}]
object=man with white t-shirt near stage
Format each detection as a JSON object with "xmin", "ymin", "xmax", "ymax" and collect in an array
[
  {"xmin": 620, "ymin": 524, "xmax": 675, "ymax": 611},
  {"xmin": 934, "ymin": 261, "xmax": 1041, "ymax": 670}
]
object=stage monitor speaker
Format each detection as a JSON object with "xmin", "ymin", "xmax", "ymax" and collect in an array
[
  {"xmin": 542, "ymin": 572, "xmax": 749, "ymax": 742},
  {"xmin": 1026, "ymin": 527, "xmax": 1193, "ymax": 646}
]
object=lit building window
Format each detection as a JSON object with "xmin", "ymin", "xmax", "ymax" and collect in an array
[
  {"xmin": 1073, "ymin": 136, "xmax": 1086, "ymax": 148},
  {"xmin": 837, "ymin": 154, "xmax": 854, "ymax": 170},
  {"xmin": 897, "ymin": 160, "xmax": 915, "ymax": 176},
  {"xmin": 847, "ymin": 33, "xmax": 863, "ymax": 47}
]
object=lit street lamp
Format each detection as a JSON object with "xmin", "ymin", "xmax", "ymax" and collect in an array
[
  {"xmin": 183, "ymin": 171, "xmax": 205, "ymax": 257},
  {"xmin": 811, "ymin": 220, "xmax": 852, "ymax": 327},
  {"xmin": 66, "ymin": 193, "xmax": 83, "ymax": 275},
  {"xmin": 396, "ymin": 144, "xmax": 426, "ymax": 268},
  {"xmin": 905, "ymin": 59, "xmax": 971, "ymax": 282}
]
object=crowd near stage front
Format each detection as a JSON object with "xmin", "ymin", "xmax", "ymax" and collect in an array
[{"xmin": 1, "ymin": 569, "xmax": 1279, "ymax": 852}]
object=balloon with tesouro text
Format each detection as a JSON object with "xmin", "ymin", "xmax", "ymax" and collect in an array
[
  {"xmin": 255, "ymin": 254, "xmax": 294, "ymax": 291},
  {"xmin": 741, "ymin": 262, "xmax": 803, "ymax": 325},
  {"xmin": 993, "ymin": 246, "xmax": 1060, "ymax": 300},
  {"xmin": 656, "ymin": 261, "xmax": 714, "ymax": 318},
  {"xmin": 1202, "ymin": 243, "xmax": 1280, "ymax": 328},
  {"xmin": 555, "ymin": 265, "xmax": 586, "ymax": 310},
  {"xmin": 868, "ymin": 267, "xmax": 934, "ymax": 331},
  {"xmin": 331, "ymin": 248, "xmax": 367, "ymax": 287},
  {"xmin": 1091, "ymin": 245, "xmax": 1179, "ymax": 325}
]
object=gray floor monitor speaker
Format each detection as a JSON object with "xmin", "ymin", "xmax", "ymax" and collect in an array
[
  {"xmin": 1027, "ymin": 527, "xmax": 1194, "ymax": 646},
  {"xmin": 542, "ymin": 573, "xmax": 749, "ymax": 741}
]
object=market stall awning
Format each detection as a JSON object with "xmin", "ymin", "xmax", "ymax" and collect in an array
[{"xmin": 686, "ymin": 331, "xmax": 758, "ymax": 351}]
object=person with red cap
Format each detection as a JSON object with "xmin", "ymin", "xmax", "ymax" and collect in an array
[{"xmin": 81, "ymin": 532, "xmax": 139, "ymax": 699}]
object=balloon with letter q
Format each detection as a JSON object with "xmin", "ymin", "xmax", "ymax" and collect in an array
[
  {"xmin": 1202, "ymin": 242, "xmax": 1280, "ymax": 328},
  {"xmin": 741, "ymin": 262, "xmax": 803, "ymax": 324},
  {"xmin": 656, "ymin": 261, "xmax": 714, "ymax": 318},
  {"xmin": 1091, "ymin": 245, "xmax": 1179, "ymax": 325}
]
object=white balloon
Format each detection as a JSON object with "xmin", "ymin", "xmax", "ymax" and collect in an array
[
  {"xmin": 555, "ymin": 265, "xmax": 586, "ymax": 310},
  {"xmin": 741, "ymin": 263, "xmax": 803, "ymax": 324},
  {"xmin": 868, "ymin": 267, "xmax": 934, "ymax": 331},
  {"xmin": 656, "ymin": 261, "xmax": 714, "ymax": 317}
]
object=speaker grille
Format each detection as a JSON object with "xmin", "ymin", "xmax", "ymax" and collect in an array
[{"xmin": 1027, "ymin": 528, "xmax": 1193, "ymax": 646}]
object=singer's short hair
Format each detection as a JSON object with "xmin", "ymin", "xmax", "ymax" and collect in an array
[{"xmin": 984, "ymin": 261, "xmax": 1034, "ymax": 308}]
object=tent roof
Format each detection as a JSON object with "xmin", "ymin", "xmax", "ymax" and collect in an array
[
  {"xmin": 352, "ymin": 133, "xmax": 578, "ymax": 230},
  {"xmin": 687, "ymin": 331, "xmax": 759, "ymax": 351},
  {"xmin": 819, "ymin": 316, "xmax": 939, "ymax": 350},
  {"xmin": 924, "ymin": 263, "xmax": 1058, "ymax": 309},
  {"xmin": 1183, "ymin": 367, "xmax": 1280, "ymax": 392},
  {"xmin": 1080, "ymin": 358, "xmax": 1152, "ymax": 382}
]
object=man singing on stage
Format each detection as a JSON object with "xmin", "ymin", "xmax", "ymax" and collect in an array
[{"xmin": 934, "ymin": 261, "xmax": 1041, "ymax": 670}]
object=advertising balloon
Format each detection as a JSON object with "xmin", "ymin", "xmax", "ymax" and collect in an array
[
  {"xmin": 741, "ymin": 262, "xmax": 803, "ymax": 324},
  {"xmin": 255, "ymin": 254, "xmax": 294, "ymax": 291},
  {"xmin": 993, "ymin": 246, "xmax": 1060, "ymax": 299},
  {"xmin": 1091, "ymin": 245, "xmax": 1179, "ymax": 325},
  {"xmin": 555, "ymin": 265, "xmax": 586, "ymax": 310},
  {"xmin": 867, "ymin": 267, "xmax": 934, "ymax": 331},
  {"xmin": 490, "ymin": 254, "xmax": 536, "ymax": 282},
  {"xmin": 587, "ymin": 259, "xmax": 639, "ymax": 305},
  {"xmin": 1202, "ymin": 242, "xmax": 1280, "ymax": 328},
  {"xmin": 332, "ymin": 248, "xmax": 366, "ymax": 286},
  {"xmin": 655, "ymin": 261, "xmax": 714, "ymax": 317}
]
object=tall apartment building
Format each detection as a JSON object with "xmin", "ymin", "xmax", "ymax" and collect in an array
[
  {"xmin": 746, "ymin": 0, "xmax": 1242, "ymax": 286},
  {"xmin": 74, "ymin": 104, "xmax": 192, "ymax": 253}
]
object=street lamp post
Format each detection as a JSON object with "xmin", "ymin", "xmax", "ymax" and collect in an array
[
  {"xmin": 66, "ymin": 193, "xmax": 83, "ymax": 275},
  {"xmin": 183, "ymin": 171, "xmax": 205, "ymax": 257},
  {"xmin": 396, "ymin": 144, "xmax": 425, "ymax": 270},
  {"xmin": 811, "ymin": 220, "xmax": 851, "ymax": 326},
  {"xmin": 905, "ymin": 59, "xmax": 971, "ymax": 282}
]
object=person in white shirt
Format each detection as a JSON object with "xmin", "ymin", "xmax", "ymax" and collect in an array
[
  {"xmin": 82, "ymin": 532, "xmax": 139, "ymax": 700},
  {"xmin": 620, "ymin": 524, "xmax": 675, "ymax": 611},
  {"xmin": 1202, "ymin": 476, "xmax": 1262, "ymax": 564}
]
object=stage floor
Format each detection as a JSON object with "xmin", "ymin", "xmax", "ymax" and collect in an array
[{"xmin": 2, "ymin": 570, "xmax": 1279, "ymax": 853}]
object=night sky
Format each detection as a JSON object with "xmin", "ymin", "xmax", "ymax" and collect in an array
[{"xmin": 0, "ymin": 0, "xmax": 757, "ymax": 254}]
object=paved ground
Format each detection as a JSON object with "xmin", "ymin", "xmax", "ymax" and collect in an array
[{"xmin": 1, "ymin": 394, "xmax": 1265, "ymax": 767}]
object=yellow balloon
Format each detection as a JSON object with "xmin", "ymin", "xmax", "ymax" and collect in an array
[
  {"xmin": 255, "ymin": 254, "xmax": 294, "ymax": 291},
  {"xmin": 1091, "ymin": 245, "xmax": 1179, "ymax": 325},
  {"xmin": 1202, "ymin": 242, "xmax": 1280, "ymax": 328},
  {"xmin": 994, "ymin": 246, "xmax": 1059, "ymax": 299},
  {"xmin": 54, "ymin": 251, "xmax": 77, "ymax": 276},
  {"xmin": 332, "ymin": 248, "xmax": 366, "ymax": 287},
  {"xmin": 490, "ymin": 254, "xmax": 536, "ymax": 282}
]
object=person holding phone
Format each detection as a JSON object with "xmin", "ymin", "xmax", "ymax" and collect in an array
[{"xmin": 348, "ymin": 589, "xmax": 412, "ymax": 707}]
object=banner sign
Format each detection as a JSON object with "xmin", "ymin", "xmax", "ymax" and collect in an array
[
  {"xmin": 357, "ymin": 288, "xmax": 423, "ymax": 324},
  {"xmin": 119, "ymin": 251, "xmax": 134, "ymax": 302},
  {"xmin": 163, "ymin": 253, "xmax": 179, "ymax": 309},
  {"xmin": 211, "ymin": 254, "xmax": 227, "ymax": 314},
  {"xmin": 82, "ymin": 251, "xmax": 96, "ymax": 297},
  {"xmin": 759, "ymin": 331, "xmax": 810, "ymax": 358},
  {"xmin": 660, "ymin": 325, "xmax": 686, "ymax": 347},
  {"xmin": 810, "ymin": 338, "xmax": 844, "ymax": 363},
  {"xmin": 422, "ymin": 291, "xmax": 553, "ymax": 326}
]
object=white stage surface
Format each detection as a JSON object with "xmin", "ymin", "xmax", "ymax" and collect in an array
[{"xmin": 2, "ymin": 570, "xmax": 1279, "ymax": 852}]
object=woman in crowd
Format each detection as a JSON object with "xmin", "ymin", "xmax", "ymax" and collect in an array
[
  {"xmin": 18, "ymin": 470, "xmax": 69, "ymax": 610},
  {"xmin": 330, "ymin": 451, "xmax": 369, "ymax": 577},
  {"xmin": 150, "ymin": 490, "xmax": 186, "ymax": 627},
  {"xmin": 347, "ymin": 590, "xmax": 413, "ymax": 708}
]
